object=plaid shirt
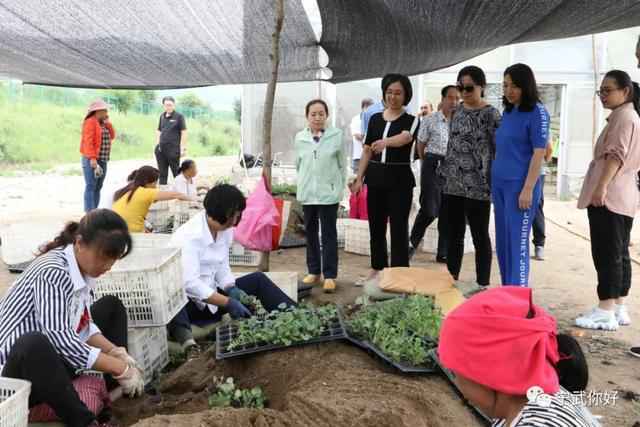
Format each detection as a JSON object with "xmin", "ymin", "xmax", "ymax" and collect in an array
[{"xmin": 98, "ymin": 125, "xmax": 111, "ymax": 162}]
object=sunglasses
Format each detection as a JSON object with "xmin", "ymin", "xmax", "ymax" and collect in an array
[{"xmin": 457, "ymin": 84, "xmax": 476, "ymax": 93}]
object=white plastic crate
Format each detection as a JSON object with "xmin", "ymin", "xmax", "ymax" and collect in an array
[
  {"xmin": 229, "ymin": 243, "xmax": 262, "ymax": 267},
  {"xmin": 171, "ymin": 201, "xmax": 202, "ymax": 230},
  {"xmin": 131, "ymin": 233, "xmax": 173, "ymax": 250},
  {"xmin": 94, "ymin": 248, "xmax": 187, "ymax": 327},
  {"xmin": 234, "ymin": 271, "xmax": 298, "ymax": 302},
  {"xmin": 128, "ymin": 327, "xmax": 170, "ymax": 385},
  {"xmin": 422, "ymin": 220, "xmax": 474, "ymax": 254},
  {"xmin": 343, "ymin": 219, "xmax": 391, "ymax": 256},
  {"xmin": 0, "ymin": 221, "xmax": 65, "ymax": 266},
  {"xmin": 0, "ymin": 377, "xmax": 30, "ymax": 427}
]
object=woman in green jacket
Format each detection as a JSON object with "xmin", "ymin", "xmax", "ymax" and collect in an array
[{"xmin": 295, "ymin": 99, "xmax": 345, "ymax": 293}]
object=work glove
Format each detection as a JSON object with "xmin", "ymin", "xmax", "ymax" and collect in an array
[
  {"xmin": 226, "ymin": 298, "xmax": 251, "ymax": 319},
  {"xmin": 226, "ymin": 286, "xmax": 248, "ymax": 302},
  {"xmin": 114, "ymin": 365, "xmax": 145, "ymax": 398},
  {"xmin": 109, "ymin": 346, "xmax": 140, "ymax": 370}
]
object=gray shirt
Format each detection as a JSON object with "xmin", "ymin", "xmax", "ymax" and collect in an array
[{"xmin": 418, "ymin": 111, "xmax": 449, "ymax": 157}]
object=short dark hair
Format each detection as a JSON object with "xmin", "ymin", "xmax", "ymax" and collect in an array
[
  {"xmin": 381, "ymin": 73, "xmax": 413, "ymax": 106},
  {"xmin": 555, "ymin": 334, "xmax": 589, "ymax": 393},
  {"xmin": 39, "ymin": 209, "xmax": 132, "ymax": 260},
  {"xmin": 162, "ymin": 96, "xmax": 175, "ymax": 104},
  {"xmin": 457, "ymin": 66, "xmax": 487, "ymax": 97},
  {"xmin": 361, "ymin": 98, "xmax": 374, "ymax": 109},
  {"xmin": 305, "ymin": 99, "xmax": 329, "ymax": 116},
  {"xmin": 203, "ymin": 184, "xmax": 246, "ymax": 226},
  {"xmin": 178, "ymin": 159, "xmax": 196, "ymax": 174},
  {"xmin": 441, "ymin": 85, "xmax": 458, "ymax": 99},
  {"xmin": 502, "ymin": 63, "xmax": 541, "ymax": 113}
]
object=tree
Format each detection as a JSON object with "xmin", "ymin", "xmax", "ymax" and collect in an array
[
  {"xmin": 177, "ymin": 92, "xmax": 208, "ymax": 110},
  {"xmin": 233, "ymin": 98, "xmax": 242, "ymax": 124},
  {"xmin": 110, "ymin": 90, "xmax": 136, "ymax": 115},
  {"xmin": 137, "ymin": 90, "xmax": 157, "ymax": 105}
]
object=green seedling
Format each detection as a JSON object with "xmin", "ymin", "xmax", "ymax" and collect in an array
[{"xmin": 208, "ymin": 377, "xmax": 266, "ymax": 409}]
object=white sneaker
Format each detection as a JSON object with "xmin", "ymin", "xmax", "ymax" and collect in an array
[
  {"xmin": 575, "ymin": 307, "xmax": 619, "ymax": 331},
  {"xmin": 615, "ymin": 304, "xmax": 631, "ymax": 326}
]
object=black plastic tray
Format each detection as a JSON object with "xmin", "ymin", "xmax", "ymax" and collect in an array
[
  {"xmin": 215, "ymin": 310, "xmax": 347, "ymax": 360},
  {"xmin": 429, "ymin": 350, "xmax": 492, "ymax": 426},
  {"xmin": 345, "ymin": 332, "xmax": 437, "ymax": 374},
  {"xmin": 7, "ymin": 260, "xmax": 32, "ymax": 274}
]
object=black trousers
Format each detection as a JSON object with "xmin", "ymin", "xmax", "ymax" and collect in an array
[
  {"xmin": 168, "ymin": 272, "xmax": 297, "ymax": 343},
  {"xmin": 410, "ymin": 154, "xmax": 447, "ymax": 256},
  {"xmin": 1, "ymin": 295, "xmax": 128, "ymax": 427},
  {"xmin": 303, "ymin": 204, "xmax": 339, "ymax": 279},
  {"xmin": 587, "ymin": 206, "xmax": 633, "ymax": 300},
  {"xmin": 367, "ymin": 185, "xmax": 413, "ymax": 270},
  {"xmin": 443, "ymin": 194, "xmax": 492, "ymax": 286},
  {"xmin": 154, "ymin": 145, "xmax": 180, "ymax": 185},
  {"xmin": 532, "ymin": 175, "xmax": 546, "ymax": 247}
]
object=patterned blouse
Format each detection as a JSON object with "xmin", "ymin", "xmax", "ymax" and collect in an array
[{"xmin": 439, "ymin": 104, "xmax": 501, "ymax": 201}]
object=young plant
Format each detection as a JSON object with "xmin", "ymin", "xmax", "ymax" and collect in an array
[{"xmin": 208, "ymin": 377, "xmax": 266, "ymax": 409}]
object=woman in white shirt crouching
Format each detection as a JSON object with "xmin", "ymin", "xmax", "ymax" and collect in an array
[{"xmin": 173, "ymin": 159, "xmax": 198, "ymax": 198}]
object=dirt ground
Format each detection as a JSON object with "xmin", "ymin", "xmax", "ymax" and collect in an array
[{"xmin": 1, "ymin": 158, "xmax": 639, "ymax": 426}]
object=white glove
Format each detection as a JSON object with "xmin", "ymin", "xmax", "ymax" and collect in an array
[
  {"xmin": 109, "ymin": 346, "xmax": 141, "ymax": 370},
  {"xmin": 114, "ymin": 365, "xmax": 145, "ymax": 398}
]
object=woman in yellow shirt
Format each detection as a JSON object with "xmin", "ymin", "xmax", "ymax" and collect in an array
[{"xmin": 112, "ymin": 165, "xmax": 193, "ymax": 232}]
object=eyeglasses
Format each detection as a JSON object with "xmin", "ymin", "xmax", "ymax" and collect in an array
[
  {"xmin": 457, "ymin": 84, "xmax": 475, "ymax": 93},
  {"xmin": 596, "ymin": 87, "xmax": 621, "ymax": 97}
]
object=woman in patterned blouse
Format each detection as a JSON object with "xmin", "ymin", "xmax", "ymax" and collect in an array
[{"xmin": 439, "ymin": 65, "xmax": 501, "ymax": 287}]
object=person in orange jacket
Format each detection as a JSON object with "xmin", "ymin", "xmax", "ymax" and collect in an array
[{"xmin": 80, "ymin": 99, "xmax": 116, "ymax": 212}]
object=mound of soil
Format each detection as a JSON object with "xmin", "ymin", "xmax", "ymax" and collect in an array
[{"xmin": 114, "ymin": 342, "xmax": 483, "ymax": 427}]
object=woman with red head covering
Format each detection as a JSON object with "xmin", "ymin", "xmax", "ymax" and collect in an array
[{"xmin": 438, "ymin": 287, "xmax": 599, "ymax": 427}]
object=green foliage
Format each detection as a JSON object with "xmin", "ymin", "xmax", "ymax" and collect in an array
[
  {"xmin": 271, "ymin": 183, "xmax": 297, "ymax": 196},
  {"xmin": 347, "ymin": 295, "xmax": 442, "ymax": 366},
  {"xmin": 227, "ymin": 304, "xmax": 338, "ymax": 350},
  {"xmin": 110, "ymin": 90, "xmax": 136, "ymax": 115},
  {"xmin": 178, "ymin": 92, "xmax": 209, "ymax": 110},
  {"xmin": 208, "ymin": 377, "xmax": 266, "ymax": 409},
  {"xmin": 136, "ymin": 90, "xmax": 157, "ymax": 105}
]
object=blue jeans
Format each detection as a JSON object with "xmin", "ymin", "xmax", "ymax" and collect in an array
[
  {"xmin": 81, "ymin": 156, "xmax": 107, "ymax": 212},
  {"xmin": 167, "ymin": 272, "xmax": 296, "ymax": 343}
]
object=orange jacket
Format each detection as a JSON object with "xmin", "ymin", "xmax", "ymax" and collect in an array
[{"xmin": 80, "ymin": 116, "xmax": 115, "ymax": 160}]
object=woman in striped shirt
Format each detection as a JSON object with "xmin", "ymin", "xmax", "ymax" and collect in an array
[
  {"xmin": 0, "ymin": 209, "xmax": 145, "ymax": 427},
  {"xmin": 438, "ymin": 287, "xmax": 600, "ymax": 427}
]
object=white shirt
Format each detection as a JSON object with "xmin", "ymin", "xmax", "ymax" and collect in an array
[
  {"xmin": 172, "ymin": 173, "xmax": 197, "ymax": 198},
  {"xmin": 170, "ymin": 212, "xmax": 236, "ymax": 314},
  {"xmin": 350, "ymin": 114, "xmax": 363, "ymax": 160}
]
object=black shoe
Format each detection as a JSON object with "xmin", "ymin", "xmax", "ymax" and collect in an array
[
  {"xmin": 435, "ymin": 255, "xmax": 447, "ymax": 264},
  {"xmin": 408, "ymin": 245, "xmax": 417, "ymax": 261},
  {"xmin": 630, "ymin": 346, "xmax": 640, "ymax": 358}
]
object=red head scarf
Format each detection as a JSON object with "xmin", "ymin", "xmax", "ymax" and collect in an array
[{"xmin": 437, "ymin": 287, "xmax": 560, "ymax": 395}]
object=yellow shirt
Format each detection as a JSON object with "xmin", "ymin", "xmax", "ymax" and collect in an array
[{"xmin": 112, "ymin": 187, "xmax": 159, "ymax": 232}]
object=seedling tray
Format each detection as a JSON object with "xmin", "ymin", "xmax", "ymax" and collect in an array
[
  {"xmin": 7, "ymin": 260, "xmax": 32, "ymax": 274},
  {"xmin": 429, "ymin": 350, "xmax": 492, "ymax": 426},
  {"xmin": 216, "ymin": 310, "xmax": 347, "ymax": 360}
]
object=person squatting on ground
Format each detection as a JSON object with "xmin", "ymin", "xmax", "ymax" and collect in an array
[
  {"xmin": 295, "ymin": 99, "xmax": 345, "ymax": 293},
  {"xmin": 172, "ymin": 159, "xmax": 199, "ymax": 199},
  {"xmin": 575, "ymin": 70, "xmax": 640, "ymax": 331},
  {"xmin": 409, "ymin": 85, "xmax": 461, "ymax": 262},
  {"xmin": 80, "ymin": 99, "xmax": 116, "ymax": 212},
  {"xmin": 111, "ymin": 166, "xmax": 193, "ymax": 233},
  {"xmin": 352, "ymin": 74, "xmax": 420, "ymax": 284},
  {"xmin": 155, "ymin": 96, "xmax": 187, "ymax": 185},
  {"xmin": 0, "ymin": 209, "xmax": 144, "ymax": 427},
  {"xmin": 439, "ymin": 66, "xmax": 501, "ymax": 287},
  {"xmin": 439, "ymin": 287, "xmax": 599, "ymax": 427},
  {"xmin": 167, "ymin": 184, "xmax": 296, "ymax": 352},
  {"xmin": 492, "ymin": 63, "xmax": 550, "ymax": 287}
]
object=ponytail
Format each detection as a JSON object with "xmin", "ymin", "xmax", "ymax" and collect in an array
[
  {"xmin": 114, "ymin": 165, "xmax": 159, "ymax": 203},
  {"xmin": 38, "ymin": 209, "xmax": 132, "ymax": 259},
  {"xmin": 39, "ymin": 222, "xmax": 80, "ymax": 255},
  {"xmin": 178, "ymin": 159, "xmax": 195, "ymax": 175},
  {"xmin": 632, "ymin": 81, "xmax": 640, "ymax": 117},
  {"xmin": 555, "ymin": 334, "xmax": 589, "ymax": 393}
]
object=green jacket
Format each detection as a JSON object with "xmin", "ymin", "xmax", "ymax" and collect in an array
[{"xmin": 295, "ymin": 127, "xmax": 345, "ymax": 205}]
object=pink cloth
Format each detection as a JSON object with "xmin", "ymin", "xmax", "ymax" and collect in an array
[
  {"xmin": 349, "ymin": 185, "xmax": 368, "ymax": 220},
  {"xmin": 437, "ymin": 287, "xmax": 560, "ymax": 395},
  {"xmin": 29, "ymin": 374, "xmax": 110, "ymax": 422},
  {"xmin": 234, "ymin": 176, "xmax": 280, "ymax": 251},
  {"xmin": 577, "ymin": 102, "xmax": 640, "ymax": 218}
]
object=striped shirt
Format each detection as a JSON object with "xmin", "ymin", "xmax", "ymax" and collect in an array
[
  {"xmin": 0, "ymin": 245, "xmax": 101, "ymax": 372},
  {"xmin": 492, "ymin": 391, "xmax": 601, "ymax": 427}
]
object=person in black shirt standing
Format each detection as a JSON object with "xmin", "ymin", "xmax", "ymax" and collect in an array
[
  {"xmin": 155, "ymin": 96, "xmax": 187, "ymax": 185},
  {"xmin": 352, "ymin": 74, "xmax": 420, "ymax": 283}
]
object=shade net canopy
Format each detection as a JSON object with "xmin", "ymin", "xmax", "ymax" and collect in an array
[{"xmin": 0, "ymin": 0, "xmax": 639, "ymax": 88}]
